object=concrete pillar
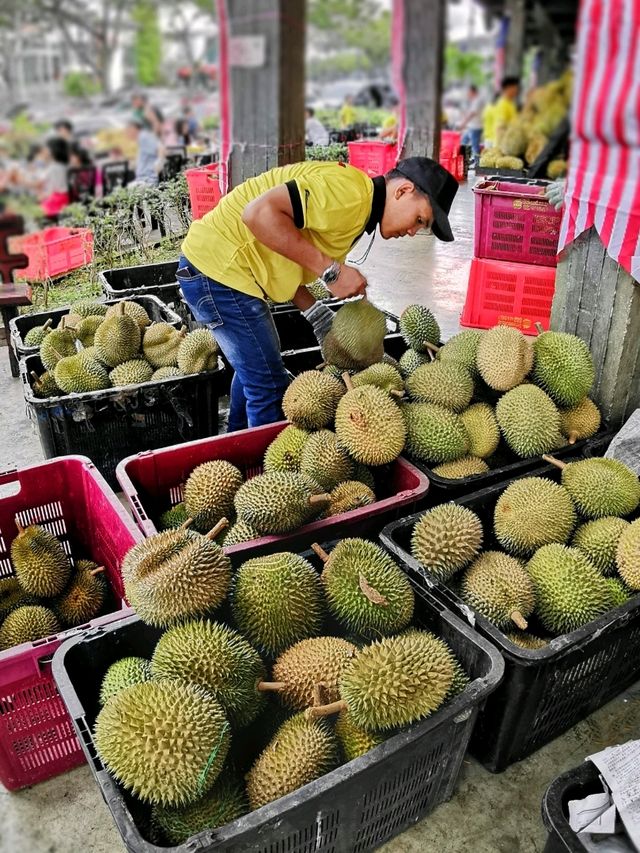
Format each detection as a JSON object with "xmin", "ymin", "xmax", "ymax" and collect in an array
[{"xmin": 504, "ymin": 0, "xmax": 526, "ymax": 78}]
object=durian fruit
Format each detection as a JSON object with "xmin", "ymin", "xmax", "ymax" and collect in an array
[
  {"xmin": 75, "ymin": 315, "xmax": 105, "ymax": 348},
  {"xmin": 158, "ymin": 502, "xmax": 189, "ymax": 531},
  {"xmin": 0, "ymin": 577, "xmax": 36, "ymax": 620},
  {"xmin": 263, "ymin": 425, "xmax": 309, "ymax": 473},
  {"xmin": 183, "ymin": 460, "xmax": 244, "ymax": 533},
  {"xmin": 234, "ymin": 472, "xmax": 329, "ymax": 535},
  {"xmin": 605, "ymin": 578, "xmax": 631, "ymax": 609},
  {"xmin": 152, "ymin": 776, "xmax": 248, "ymax": 845},
  {"xmin": 533, "ymin": 328, "xmax": 595, "ymax": 406},
  {"xmin": 525, "ymin": 132, "xmax": 548, "ymax": 165},
  {"xmin": 24, "ymin": 318, "xmax": 53, "ymax": 347},
  {"xmin": 544, "ymin": 456, "xmax": 640, "ymax": 519},
  {"xmin": 476, "ymin": 326, "xmax": 533, "ymax": 391},
  {"xmin": 547, "ymin": 159, "xmax": 568, "ymax": 179},
  {"xmin": 99, "ymin": 657, "xmax": 152, "ymax": 706},
  {"xmin": 0, "ymin": 605, "xmax": 60, "ymax": 650},
  {"xmin": 71, "ymin": 299, "xmax": 108, "ymax": 318},
  {"xmin": 560, "ymin": 398, "xmax": 601, "ymax": 444},
  {"xmin": 104, "ymin": 300, "xmax": 151, "ymax": 330},
  {"xmin": 616, "ymin": 519, "xmax": 640, "ymax": 589},
  {"xmin": 177, "ymin": 329, "xmax": 218, "ymax": 373},
  {"xmin": 54, "ymin": 351, "xmax": 111, "ymax": 394},
  {"xmin": 572, "ymin": 517, "xmax": 630, "ymax": 575},
  {"xmin": 143, "ymin": 323, "xmax": 185, "ymax": 368},
  {"xmin": 322, "ymin": 330, "xmax": 369, "ymax": 371},
  {"xmin": 323, "ymin": 480, "xmax": 376, "ymax": 517},
  {"xmin": 352, "ymin": 461, "xmax": 376, "ymax": 491},
  {"xmin": 496, "ymin": 385, "xmax": 562, "ymax": 457},
  {"xmin": 437, "ymin": 329, "xmax": 484, "ymax": 376},
  {"xmin": 411, "ymin": 504, "xmax": 483, "ymax": 582},
  {"xmin": 269, "ymin": 636, "xmax": 358, "ymax": 710},
  {"xmin": 94, "ymin": 303, "xmax": 142, "ymax": 367},
  {"xmin": 11, "ymin": 522, "xmax": 72, "ymax": 597},
  {"xmin": 300, "ymin": 429, "xmax": 353, "ymax": 490},
  {"xmin": 231, "ymin": 552, "xmax": 324, "ymax": 656},
  {"xmin": 501, "ymin": 124, "xmax": 527, "ymax": 157},
  {"xmin": 40, "ymin": 326, "xmax": 77, "ymax": 371},
  {"xmin": 30, "ymin": 370, "xmax": 61, "ymax": 398},
  {"xmin": 222, "ymin": 519, "xmax": 259, "ymax": 547},
  {"xmin": 305, "ymin": 280, "xmax": 330, "ymax": 300},
  {"xmin": 246, "ymin": 712, "xmax": 339, "ymax": 810},
  {"xmin": 109, "ymin": 359, "xmax": 154, "ymax": 387},
  {"xmin": 334, "ymin": 383, "xmax": 406, "ymax": 466},
  {"xmin": 330, "ymin": 300, "xmax": 387, "ymax": 366},
  {"xmin": 527, "ymin": 544, "xmax": 613, "ymax": 634},
  {"xmin": 352, "ymin": 363, "xmax": 404, "ymax": 397},
  {"xmin": 461, "ymin": 551, "xmax": 535, "ymax": 630},
  {"xmin": 461, "ymin": 403, "xmax": 500, "ymax": 459},
  {"xmin": 403, "ymin": 402, "xmax": 470, "ymax": 464},
  {"xmin": 316, "ymin": 538, "xmax": 414, "ymax": 638},
  {"xmin": 433, "ymin": 456, "xmax": 490, "ymax": 478},
  {"xmin": 121, "ymin": 524, "xmax": 232, "ymax": 626},
  {"xmin": 496, "ymin": 156, "xmax": 524, "ymax": 170},
  {"xmin": 399, "ymin": 305, "xmax": 441, "ymax": 352},
  {"xmin": 151, "ymin": 366, "xmax": 183, "ymax": 381},
  {"xmin": 494, "ymin": 476, "xmax": 576, "ymax": 556},
  {"xmin": 94, "ymin": 680, "xmax": 231, "ymax": 806},
  {"xmin": 405, "ymin": 362, "xmax": 474, "ymax": 412},
  {"xmin": 53, "ymin": 562, "xmax": 106, "ymax": 626},
  {"xmin": 335, "ymin": 710, "xmax": 385, "ymax": 762},
  {"xmin": 479, "ymin": 148, "xmax": 502, "ymax": 168},
  {"xmin": 60, "ymin": 312, "xmax": 82, "ymax": 330},
  {"xmin": 282, "ymin": 371, "xmax": 344, "ymax": 430},
  {"xmin": 308, "ymin": 630, "xmax": 456, "ymax": 731},
  {"xmin": 151, "ymin": 619, "xmax": 267, "ymax": 727},
  {"xmin": 506, "ymin": 631, "xmax": 548, "ymax": 650},
  {"xmin": 398, "ymin": 348, "xmax": 431, "ymax": 378}
]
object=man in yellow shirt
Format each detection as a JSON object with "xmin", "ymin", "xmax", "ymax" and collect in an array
[
  {"xmin": 339, "ymin": 95, "xmax": 357, "ymax": 129},
  {"xmin": 493, "ymin": 76, "xmax": 520, "ymax": 143},
  {"xmin": 179, "ymin": 157, "xmax": 458, "ymax": 431}
]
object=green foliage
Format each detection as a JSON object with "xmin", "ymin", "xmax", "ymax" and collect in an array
[
  {"xmin": 308, "ymin": 0, "xmax": 390, "ymax": 74},
  {"xmin": 309, "ymin": 0, "xmax": 379, "ymax": 29},
  {"xmin": 201, "ymin": 114, "xmax": 220, "ymax": 130},
  {"xmin": 63, "ymin": 71, "xmax": 101, "ymax": 99},
  {"xmin": 305, "ymin": 143, "xmax": 348, "ymax": 162},
  {"xmin": 444, "ymin": 45, "xmax": 487, "ymax": 87},
  {"xmin": 308, "ymin": 52, "xmax": 370, "ymax": 80},
  {"xmin": 2, "ymin": 112, "xmax": 49, "ymax": 159},
  {"xmin": 132, "ymin": 2, "xmax": 162, "ymax": 86},
  {"xmin": 315, "ymin": 107, "xmax": 392, "ymax": 129}
]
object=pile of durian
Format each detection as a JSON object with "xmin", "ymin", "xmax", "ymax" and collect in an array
[
  {"xmin": 479, "ymin": 70, "xmax": 572, "ymax": 178},
  {"xmin": 95, "ymin": 530, "xmax": 469, "ymax": 844},
  {"xmin": 26, "ymin": 298, "xmax": 218, "ymax": 398},
  {"xmin": 0, "ymin": 521, "xmax": 110, "ymax": 650},
  {"xmin": 410, "ymin": 457, "xmax": 640, "ymax": 647}
]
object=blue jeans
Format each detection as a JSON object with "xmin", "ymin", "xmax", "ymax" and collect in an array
[
  {"xmin": 177, "ymin": 256, "xmax": 290, "ymax": 432},
  {"xmin": 462, "ymin": 128, "xmax": 482, "ymax": 160}
]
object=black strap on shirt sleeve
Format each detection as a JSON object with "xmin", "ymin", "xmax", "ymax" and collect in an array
[{"xmin": 285, "ymin": 180, "xmax": 304, "ymax": 228}]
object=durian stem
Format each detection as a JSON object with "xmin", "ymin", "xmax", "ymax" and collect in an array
[
  {"xmin": 60, "ymin": 317, "xmax": 66, "ymax": 330},
  {"xmin": 14, "ymin": 518, "xmax": 24, "ymax": 533},
  {"xmin": 51, "ymin": 347, "xmax": 64, "ymax": 360},
  {"xmin": 206, "ymin": 517, "xmax": 229, "ymax": 540},
  {"xmin": 315, "ymin": 362, "xmax": 327, "ymax": 370},
  {"xmin": 534, "ymin": 322, "xmax": 545, "ymax": 335},
  {"xmin": 179, "ymin": 518, "xmax": 194, "ymax": 531},
  {"xmin": 541, "ymin": 454, "xmax": 566, "ymax": 470},
  {"xmin": 424, "ymin": 341, "xmax": 440, "ymax": 353},
  {"xmin": 117, "ymin": 302, "xmax": 125, "ymax": 316},
  {"xmin": 359, "ymin": 573, "xmax": 389, "ymax": 605},
  {"xmin": 30, "ymin": 371, "xmax": 42, "ymax": 384},
  {"xmin": 89, "ymin": 566, "xmax": 106, "ymax": 576},
  {"xmin": 567, "ymin": 431, "xmax": 578, "ymax": 445},
  {"xmin": 511, "ymin": 610, "xmax": 528, "ymax": 630},
  {"xmin": 43, "ymin": 318, "xmax": 53, "ymax": 331},
  {"xmin": 309, "ymin": 494, "xmax": 331, "ymax": 506},
  {"xmin": 313, "ymin": 682, "xmax": 329, "ymax": 707},
  {"xmin": 342, "ymin": 372, "xmax": 355, "ymax": 391},
  {"xmin": 389, "ymin": 389, "xmax": 404, "ymax": 399},
  {"xmin": 311, "ymin": 543, "xmax": 330, "ymax": 563},
  {"xmin": 305, "ymin": 699, "xmax": 347, "ymax": 720},
  {"xmin": 257, "ymin": 681, "xmax": 285, "ymax": 692}
]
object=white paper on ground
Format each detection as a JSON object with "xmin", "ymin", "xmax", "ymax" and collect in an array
[{"xmin": 589, "ymin": 742, "xmax": 640, "ymax": 850}]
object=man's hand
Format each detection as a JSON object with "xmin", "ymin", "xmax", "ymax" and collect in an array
[
  {"xmin": 545, "ymin": 179, "xmax": 566, "ymax": 211},
  {"xmin": 328, "ymin": 264, "xmax": 367, "ymax": 299},
  {"xmin": 303, "ymin": 302, "xmax": 334, "ymax": 346}
]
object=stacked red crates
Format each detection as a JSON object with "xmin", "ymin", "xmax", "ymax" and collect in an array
[
  {"xmin": 440, "ymin": 131, "xmax": 465, "ymax": 182},
  {"xmin": 461, "ymin": 179, "xmax": 562, "ymax": 335}
]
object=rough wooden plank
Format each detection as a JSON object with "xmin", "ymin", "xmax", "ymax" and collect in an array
[
  {"xmin": 574, "ymin": 231, "xmax": 607, "ymax": 345},
  {"xmin": 588, "ymin": 244, "xmax": 619, "ymax": 401}
]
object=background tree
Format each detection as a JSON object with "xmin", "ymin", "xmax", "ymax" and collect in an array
[{"xmin": 132, "ymin": 1, "xmax": 162, "ymax": 86}]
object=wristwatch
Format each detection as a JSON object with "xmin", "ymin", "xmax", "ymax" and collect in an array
[{"xmin": 320, "ymin": 261, "xmax": 341, "ymax": 286}]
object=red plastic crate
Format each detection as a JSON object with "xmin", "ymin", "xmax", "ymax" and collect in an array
[
  {"xmin": 116, "ymin": 421, "xmax": 430, "ymax": 558},
  {"xmin": 9, "ymin": 227, "xmax": 93, "ymax": 281},
  {"xmin": 460, "ymin": 257, "xmax": 556, "ymax": 335},
  {"xmin": 440, "ymin": 130, "xmax": 462, "ymax": 155},
  {"xmin": 440, "ymin": 152, "xmax": 465, "ymax": 182},
  {"xmin": 185, "ymin": 162, "xmax": 222, "ymax": 219},
  {"xmin": 347, "ymin": 141, "xmax": 397, "ymax": 177},
  {"xmin": 473, "ymin": 179, "xmax": 562, "ymax": 267},
  {"xmin": 0, "ymin": 456, "xmax": 142, "ymax": 790}
]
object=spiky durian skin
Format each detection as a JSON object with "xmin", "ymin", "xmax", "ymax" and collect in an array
[
  {"xmin": 282, "ymin": 371, "xmax": 345, "ymax": 430},
  {"xmin": 94, "ymin": 312, "xmax": 141, "ymax": 367},
  {"xmin": 40, "ymin": 328, "xmax": 77, "ymax": 371},
  {"xmin": 437, "ymin": 329, "xmax": 484, "ymax": 376},
  {"xmin": 532, "ymin": 330, "xmax": 595, "ymax": 407},
  {"xmin": 494, "ymin": 477, "xmax": 576, "ymax": 557},
  {"xmin": 432, "ymin": 456, "xmax": 490, "ymax": 479},
  {"xmin": 272, "ymin": 636, "xmax": 358, "ymax": 710},
  {"xmin": 506, "ymin": 632, "xmax": 549, "ymax": 650},
  {"xmin": 561, "ymin": 458, "xmax": 640, "ymax": 519},
  {"xmin": 399, "ymin": 304, "xmax": 441, "ymax": 352},
  {"xmin": 476, "ymin": 326, "xmax": 533, "ymax": 391},
  {"xmin": 222, "ymin": 519, "xmax": 260, "ymax": 547},
  {"xmin": 234, "ymin": 471, "xmax": 323, "ymax": 535},
  {"xmin": 94, "ymin": 680, "xmax": 230, "ymax": 807},
  {"xmin": 334, "ymin": 385, "xmax": 406, "ymax": 466},
  {"xmin": 105, "ymin": 300, "xmax": 151, "ymax": 329},
  {"xmin": 99, "ymin": 657, "xmax": 152, "ymax": 706},
  {"xmin": 75, "ymin": 315, "xmax": 104, "ymax": 347},
  {"xmin": 339, "ymin": 631, "xmax": 456, "ymax": 731},
  {"xmin": 0, "ymin": 578, "xmax": 37, "ymax": 620},
  {"xmin": 411, "ymin": 504, "xmax": 483, "ymax": 582},
  {"xmin": 331, "ymin": 300, "xmax": 388, "ymax": 365},
  {"xmin": 559, "ymin": 398, "xmax": 601, "ymax": 442},
  {"xmin": 461, "ymin": 403, "xmax": 500, "ymax": 459},
  {"xmin": 0, "ymin": 605, "xmax": 60, "ymax": 650},
  {"xmin": 460, "ymin": 551, "xmax": 535, "ymax": 629},
  {"xmin": 54, "ymin": 351, "xmax": 111, "ymax": 394},
  {"xmin": 151, "ymin": 366, "xmax": 183, "ymax": 381},
  {"xmin": 495, "ymin": 385, "xmax": 562, "ymax": 458},
  {"xmin": 71, "ymin": 299, "xmax": 108, "ymax": 318},
  {"xmin": 398, "ymin": 348, "xmax": 431, "ymax": 378},
  {"xmin": 403, "ymin": 402, "xmax": 470, "ymax": 464},
  {"xmin": 321, "ymin": 538, "xmax": 414, "ymax": 638},
  {"xmin": 53, "ymin": 564, "xmax": 106, "ymax": 626},
  {"xmin": 151, "ymin": 619, "xmax": 266, "ymax": 727},
  {"xmin": 183, "ymin": 460, "xmax": 244, "ymax": 533},
  {"xmin": 351, "ymin": 363, "xmax": 404, "ymax": 395},
  {"xmin": 263, "ymin": 425, "xmax": 309, "ymax": 473},
  {"xmin": 177, "ymin": 329, "xmax": 219, "ymax": 374},
  {"xmin": 109, "ymin": 359, "xmax": 154, "ymax": 387},
  {"xmin": 300, "ymin": 429, "xmax": 354, "ymax": 490},
  {"xmin": 158, "ymin": 502, "xmax": 189, "ymax": 531},
  {"xmin": 405, "ymin": 362, "xmax": 474, "ymax": 413},
  {"xmin": 605, "ymin": 578, "xmax": 632, "ymax": 609},
  {"xmin": 25, "ymin": 324, "xmax": 51, "ymax": 347},
  {"xmin": 572, "ymin": 517, "xmax": 630, "ymax": 575},
  {"xmin": 527, "ymin": 544, "xmax": 613, "ymax": 635},
  {"xmin": 335, "ymin": 710, "xmax": 385, "ymax": 762},
  {"xmin": 246, "ymin": 713, "xmax": 339, "ymax": 810},
  {"xmin": 231, "ymin": 552, "xmax": 324, "ymax": 656},
  {"xmin": 616, "ymin": 518, "xmax": 640, "ymax": 590},
  {"xmin": 142, "ymin": 323, "xmax": 182, "ymax": 368},
  {"xmin": 323, "ymin": 481, "xmax": 376, "ymax": 517},
  {"xmin": 10, "ymin": 525, "xmax": 72, "ymax": 597},
  {"xmin": 152, "ymin": 776, "xmax": 249, "ymax": 845}
]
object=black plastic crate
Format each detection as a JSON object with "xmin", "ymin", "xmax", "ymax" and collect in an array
[
  {"xmin": 52, "ymin": 545, "xmax": 503, "ymax": 853},
  {"xmin": 380, "ymin": 459, "xmax": 640, "ymax": 772},
  {"xmin": 10, "ymin": 294, "xmax": 182, "ymax": 361},
  {"xmin": 21, "ymin": 354, "xmax": 226, "ymax": 490},
  {"xmin": 99, "ymin": 261, "xmax": 186, "ymax": 322},
  {"xmin": 542, "ymin": 762, "xmax": 600, "ymax": 853}
]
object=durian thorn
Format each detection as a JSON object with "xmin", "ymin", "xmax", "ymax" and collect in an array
[
  {"xmin": 511, "ymin": 610, "xmax": 528, "ymax": 631},
  {"xmin": 309, "ymin": 494, "xmax": 331, "ymax": 506},
  {"xmin": 89, "ymin": 566, "xmax": 106, "ymax": 576},
  {"xmin": 389, "ymin": 389, "xmax": 404, "ymax": 399},
  {"xmin": 313, "ymin": 682, "xmax": 329, "ymax": 707},
  {"xmin": 567, "ymin": 431, "xmax": 578, "ymax": 445},
  {"xmin": 305, "ymin": 699, "xmax": 347, "ymax": 720},
  {"xmin": 43, "ymin": 318, "xmax": 53, "ymax": 331},
  {"xmin": 179, "ymin": 517, "xmax": 194, "ymax": 531},
  {"xmin": 14, "ymin": 518, "xmax": 25, "ymax": 534},
  {"xmin": 342, "ymin": 372, "xmax": 355, "ymax": 391},
  {"xmin": 534, "ymin": 322, "xmax": 545, "ymax": 335},
  {"xmin": 311, "ymin": 543, "xmax": 330, "ymax": 563},
  {"xmin": 359, "ymin": 573, "xmax": 389, "ymax": 606},
  {"xmin": 424, "ymin": 341, "xmax": 440, "ymax": 353},
  {"xmin": 315, "ymin": 362, "xmax": 327, "ymax": 370},
  {"xmin": 541, "ymin": 454, "xmax": 566, "ymax": 470},
  {"xmin": 205, "ymin": 518, "xmax": 229, "ymax": 540},
  {"xmin": 257, "ymin": 681, "xmax": 285, "ymax": 693}
]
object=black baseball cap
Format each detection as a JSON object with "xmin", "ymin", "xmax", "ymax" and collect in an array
[{"xmin": 393, "ymin": 156, "xmax": 458, "ymax": 241}]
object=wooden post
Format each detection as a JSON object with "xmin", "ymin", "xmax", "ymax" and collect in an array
[
  {"xmin": 551, "ymin": 227, "xmax": 640, "ymax": 427},
  {"xmin": 227, "ymin": 0, "xmax": 306, "ymax": 186},
  {"xmin": 398, "ymin": 0, "xmax": 446, "ymax": 159},
  {"xmin": 504, "ymin": 0, "xmax": 526, "ymax": 78}
]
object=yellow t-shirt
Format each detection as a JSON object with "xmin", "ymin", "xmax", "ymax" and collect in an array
[
  {"xmin": 483, "ymin": 102, "xmax": 497, "ymax": 142},
  {"xmin": 382, "ymin": 114, "xmax": 397, "ymax": 130},
  {"xmin": 339, "ymin": 104, "xmax": 356, "ymax": 128},
  {"xmin": 181, "ymin": 161, "xmax": 376, "ymax": 303},
  {"xmin": 493, "ymin": 97, "xmax": 518, "ymax": 132}
]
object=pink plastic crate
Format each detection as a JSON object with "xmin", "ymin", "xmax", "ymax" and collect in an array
[
  {"xmin": 440, "ymin": 152, "xmax": 465, "ymax": 182},
  {"xmin": 347, "ymin": 141, "xmax": 398, "ymax": 177},
  {"xmin": 185, "ymin": 162, "xmax": 222, "ymax": 219},
  {"xmin": 117, "ymin": 421, "xmax": 430, "ymax": 558},
  {"xmin": 460, "ymin": 257, "xmax": 556, "ymax": 335},
  {"xmin": 10, "ymin": 227, "xmax": 93, "ymax": 281},
  {"xmin": 440, "ymin": 131, "xmax": 462, "ymax": 155},
  {"xmin": 473, "ymin": 179, "xmax": 562, "ymax": 267},
  {"xmin": 0, "ymin": 456, "xmax": 142, "ymax": 790}
]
